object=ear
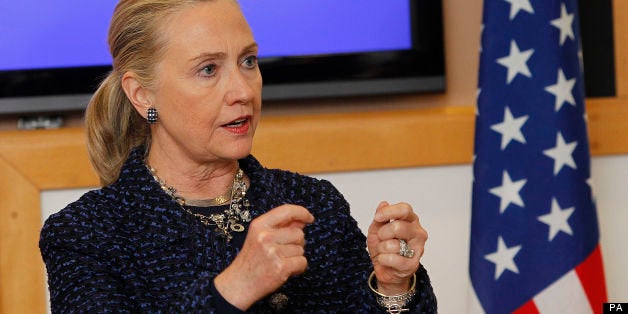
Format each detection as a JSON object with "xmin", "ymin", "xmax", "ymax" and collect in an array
[{"xmin": 120, "ymin": 71, "xmax": 153, "ymax": 119}]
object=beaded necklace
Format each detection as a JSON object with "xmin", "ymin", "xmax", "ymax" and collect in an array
[{"xmin": 145, "ymin": 163, "xmax": 252, "ymax": 242}]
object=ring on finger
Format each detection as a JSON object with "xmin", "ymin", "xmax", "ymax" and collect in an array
[{"xmin": 399, "ymin": 239, "xmax": 415, "ymax": 258}]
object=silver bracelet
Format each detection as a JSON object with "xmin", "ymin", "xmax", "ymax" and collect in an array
[{"xmin": 368, "ymin": 271, "xmax": 417, "ymax": 313}]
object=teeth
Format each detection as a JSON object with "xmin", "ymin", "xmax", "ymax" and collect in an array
[{"xmin": 226, "ymin": 119, "xmax": 246, "ymax": 126}]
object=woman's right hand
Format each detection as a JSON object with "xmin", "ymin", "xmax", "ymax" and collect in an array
[{"xmin": 214, "ymin": 204, "xmax": 314, "ymax": 310}]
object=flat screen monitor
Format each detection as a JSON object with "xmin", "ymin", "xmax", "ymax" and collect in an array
[{"xmin": 0, "ymin": 0, "xmax": 445, "ymax": 116}]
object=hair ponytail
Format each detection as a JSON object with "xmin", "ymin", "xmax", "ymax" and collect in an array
[
  {"xmin": 85, "ymin": 72, "xmax": 149, "ymax": 186},
  {"xmin": 85, "ymin": 0, "xmax": 216, "ymax": 185}
]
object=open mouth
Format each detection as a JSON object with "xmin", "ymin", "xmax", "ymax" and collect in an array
[
  {"xmin": 223, "ymin": 117, "xmax": 248, "ymax": 127},
  {"xmin": 221, "ymin": 116, "xmax": 251, "ymax": 135}
]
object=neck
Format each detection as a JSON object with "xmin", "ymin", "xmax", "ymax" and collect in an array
[{"xmin": 145, "ymin": 150, "xmax": 241, "ymax": 201}]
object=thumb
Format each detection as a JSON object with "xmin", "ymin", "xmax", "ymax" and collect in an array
[
  {"xmin": 374, "ymin": 201, "xmax": 390, "ymax": 222},
  {"xmin": 367, "ymin": 201, "xmax": 390, "ymax": 235}
]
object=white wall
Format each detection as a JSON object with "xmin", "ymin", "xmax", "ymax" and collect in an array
[
  {"xmin": 589, "ymin": 155, "xmax": 628, "ymax": 303},
  {"xmin": 41, "ymin": 154, "xmax": 628, "ymax": 313}
]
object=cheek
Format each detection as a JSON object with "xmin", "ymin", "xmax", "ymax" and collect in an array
[
  {"xmin": 155, "ymin": 82, "xmax": 221, "ymax": 123},
  {"xmin": 181, "ymin": 105, "xmax": 223, "ymax": 134},
  {"xmin": 154, "ymin": 100, "xmax": 221, "ymax": 143},
  {"xmin": 254, "ymin": 74, "xmax": 263, "ymax": 97}
]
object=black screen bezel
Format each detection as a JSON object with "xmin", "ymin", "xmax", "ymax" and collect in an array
[{"xmin": 0, "ymin": 1, "xmax": 445, "ymax": 115}]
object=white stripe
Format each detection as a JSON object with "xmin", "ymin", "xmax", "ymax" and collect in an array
[{"xmin": 533, "ymin": 270, "xmax": 592, "ymax": 313}]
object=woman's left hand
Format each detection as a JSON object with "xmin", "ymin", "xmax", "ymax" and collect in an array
[{"xmin": 366, "ymin": 201, "xmax": 427, "ymax": 295}]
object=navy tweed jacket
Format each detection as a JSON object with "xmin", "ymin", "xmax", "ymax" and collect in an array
[{"xmin": 40, "ymin": 148, "xmax": 437, "ymax": 313}]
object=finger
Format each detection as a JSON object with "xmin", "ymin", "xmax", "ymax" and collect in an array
[
  {"xmin": 374, "ymin": 202, "xmax": 417, "ymax": 223},
  {"xmin": 377, "ymin": 219, "xmax": 418, "ymax": 241},
  {"xmin": 375, "ymin": 253, "xmax": 420, "ymax": 276},
  {"xmin": 265, "ymin": 254, "xmax": 309, "ymax": 283},
  {"xmin": 287, "ymin": 220, "xmax": 307, "ymax": 229},
  {"xmin": 284, "ymin": 255, "xmax": 309, "ymax": 277},
  {"xmin": 261, "ymin": 204, "xmax": 315, "ymax": 228},
  {"xmin": 374, "ymin": 201, "xmax": 390, "ymax": 222},
  {"xmin": 255, "ymin": 227, "xmax": 306, "ymax": 246},
  {"xmin": 275, "ymin": 227, "xmax": 307, "ymax": 246},
  {"xmin": 273, "ymin": 243, "xmax": 305, "ymax": 258},
  {"xmin": 376, "ymin": 237, "xmax": 426, "ymax": 261},
  {"xmin": 367, "ymin": 201, "xmax": 390, "ymax": 235},
  {"xmin": 376, "ymin": 239, "xmax": 403, "ymax": 255}
]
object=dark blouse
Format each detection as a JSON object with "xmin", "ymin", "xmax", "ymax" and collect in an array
[{"xmin": 39, "ymin": 148, "xmax": 437, "ymax": 313}]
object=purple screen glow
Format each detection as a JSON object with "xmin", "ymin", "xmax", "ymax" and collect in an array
[{"xmin": 0, "ymin": 0, "xmax": 411, "ymax": 71}]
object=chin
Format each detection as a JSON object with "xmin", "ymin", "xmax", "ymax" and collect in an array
[
  {"xmin": 210, "ymin": 135, "xmax": 255, "ymax": 161},
  {"xmin": 229, "ymin": 143, "xmax": 254, "ymax": 160}
]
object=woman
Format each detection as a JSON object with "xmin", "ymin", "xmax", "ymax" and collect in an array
[{"xmin": 39, "ymin": 0, "xmax": 437, "ymax": 312}]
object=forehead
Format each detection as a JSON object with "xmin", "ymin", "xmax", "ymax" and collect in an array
[{"xmin": 158, "ymin": 0, "xmax": 254, "ymax": 55}]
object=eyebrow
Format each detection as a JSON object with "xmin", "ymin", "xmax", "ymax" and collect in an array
[{"xmin": 188, "ymin": 43, "xmax": 259, "ymax": 64}]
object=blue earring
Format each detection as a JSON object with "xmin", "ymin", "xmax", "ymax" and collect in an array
[{"xmin": 146, "ymin": 107, "xmax": 158, "ymax": 124}]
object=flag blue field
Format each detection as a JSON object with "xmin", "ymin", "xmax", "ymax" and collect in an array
[{"xmin": 470, "ymin": 0, "xmax": 607, "ymax": 313}]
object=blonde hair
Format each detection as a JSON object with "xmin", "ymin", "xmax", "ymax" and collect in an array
[{"xmin": 86, "ymin": 0, "xmax": 214, "ymax": 186}]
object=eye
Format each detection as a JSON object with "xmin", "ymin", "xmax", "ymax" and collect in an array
[
  {"xmin": 200, "ymin": 64, "xmax": 217, "ymax": 76},
  {"xmin": 242, "ymin": 55, "xmax": 258, "ymax": 69}
]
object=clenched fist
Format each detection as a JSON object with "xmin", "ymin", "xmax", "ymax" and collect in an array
[{"xmin": 214, "ymin": 204, "xmax": 314, "ymax": 310}]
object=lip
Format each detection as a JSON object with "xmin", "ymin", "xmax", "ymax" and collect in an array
[{"xmin": 221, "ymin": 115, "xmax": 251, "ymax": 135}]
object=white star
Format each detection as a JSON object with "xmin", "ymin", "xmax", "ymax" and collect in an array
[
  {"xmin": 489, "ymin": 171, "xmax": 527, "ymax": 213},
  {"xmin": 551, "ymin": 3, "xmax": 575, "ymax": 45},
  {"xmin": 490, "ymin": 107, "xmax": 529, "ymax": 150},
  {"xmin": 543, "ymin": 132, "xmax": 578, "ymax": 175},
  {"xmin": 587, "ymin": 177, "xmax": 595, "ymax": 194},
  {"xmin": 587, "ymin": 176, "xmax": 597, "ymax": 201},
  {"xmin": 545, "ymin": 68, "xmax": 576, "ymax": 111},
  {"xmin": 497, "ymin": 40, "xmax": 534, "ymax": 84},
  {"xmin": 538, "ymin": 198, "xmax": 575, "ymax": 241},
  {"xmin": 504, "ymin": 0, "xmax": 534, "ymax": 20},
  {"xmin": 485, "ymin": 236, "xmax": 522, "ymax": 280}
]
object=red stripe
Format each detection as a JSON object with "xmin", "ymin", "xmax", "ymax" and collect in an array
[
  {"xmin": 513, "ymin": 300, "xmax": 540, "ymax": 314},
  {"xmin": 575, "ymin": 245, "xmax": 608, "ymax": 314}
]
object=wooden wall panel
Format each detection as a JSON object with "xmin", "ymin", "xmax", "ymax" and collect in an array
[
  {"xmin": 613, "ymin": 0, "xmax": 628, "ymax": 96},
  {"xmin": 0, "ymin": 157, "xmax": 46, "ymax": 314},
  {"xmin": 587, "ymin": 98, "xmax": 628, "ymax": 155},
  {"xmin": 253, "ymin": 106, "xmax": 476, "ymax": 173}
]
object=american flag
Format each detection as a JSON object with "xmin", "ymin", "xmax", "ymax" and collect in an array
[{"xmin": 470, "ymin": 0, "xmax": 607, "ymax": 313}]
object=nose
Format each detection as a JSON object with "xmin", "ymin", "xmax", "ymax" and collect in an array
[{"xmin": 224, "ymin": 69, "xmax": 257, "ymax": 106}]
